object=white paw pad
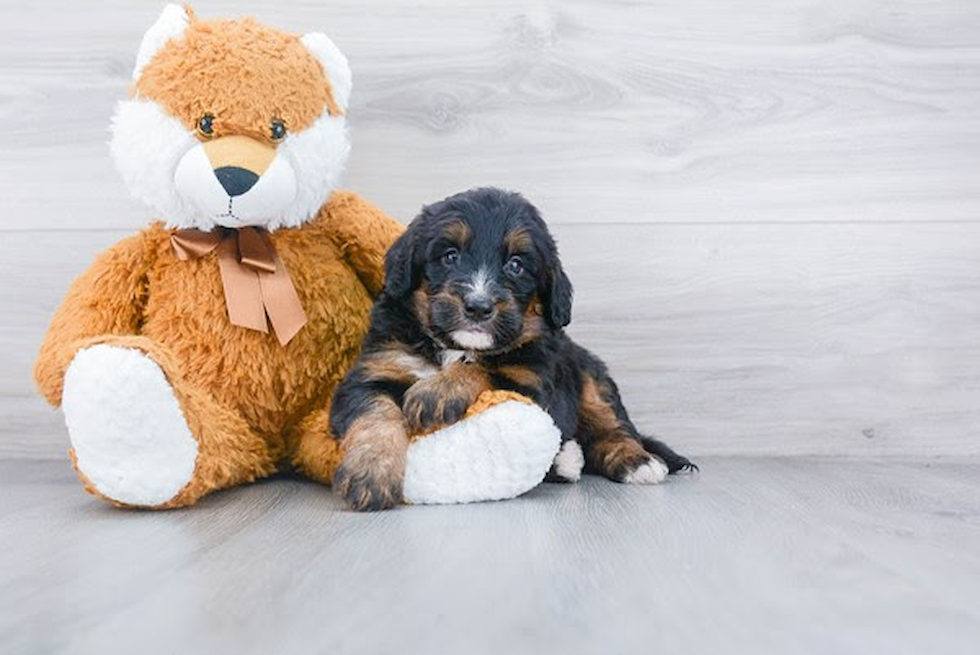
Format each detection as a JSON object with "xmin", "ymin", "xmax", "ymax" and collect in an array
[
  {"xmin": 63, "ymin": 345, "xmax": 198, "ymax": 507},
  {"xmin": 552, "ymin": 440, "xmax": 585, "ymax": 482},
  {"xmin": 623, "ymin": 456, "xmax": 669, "ymax": 485}
]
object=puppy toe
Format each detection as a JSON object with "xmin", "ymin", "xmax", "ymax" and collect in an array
[
  {"xmin": 440, "ymin": 397, "xmax": 469, "ymax": 425},
  {"xmin": 623, "ymin": 456, "xmax": 669, "ymax": 485},
  {"xmin": 549, "ymin": 440, "xmax": 584, "ymax": 482}
]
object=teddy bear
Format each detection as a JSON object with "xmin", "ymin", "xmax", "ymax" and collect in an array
[{"xmin": 34, "ymin": 4, "xmax": 561, "ymax": 509}]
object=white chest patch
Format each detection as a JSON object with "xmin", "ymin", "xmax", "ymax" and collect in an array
[
  {"xmin": 440, "ymin": 349, "xmax": 466, "ymax": 367},
  {"xmin": 390, "ymin": 352, "xmax": 438, "ymax": 379}
]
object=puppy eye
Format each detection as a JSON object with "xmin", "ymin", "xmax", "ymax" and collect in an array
[
  {"xmin": 270, "ymin": 119, "xmax": 287, "ymax": 143},
  {"xmin": 442, "ymin": 248, "xmax": 460, "ymax": 266},
  {"xmin": 504, "ymin": 256, "xmax": 525, "ymax": 277},
  {"xmin": 197, "ymin": 114, "xmax": 215, "ymax": 138}
]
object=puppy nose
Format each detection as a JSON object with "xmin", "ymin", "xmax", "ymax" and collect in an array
[
  {"xmin": 463, "ymin": 296, "xmax": 496, "ymax": 322},
  {"xmin": 214, "ymin": 166, "xmax": 259, "ymax": 197}
]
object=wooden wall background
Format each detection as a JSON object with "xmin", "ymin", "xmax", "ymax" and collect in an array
[{"xmin": 2, "ymin": 0, "xmax": 978, "ymax": 459}]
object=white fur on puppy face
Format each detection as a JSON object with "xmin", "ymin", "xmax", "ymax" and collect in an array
[{"xmin": 110, "ymin": 100, "xmax": 350, "ymax": 231}]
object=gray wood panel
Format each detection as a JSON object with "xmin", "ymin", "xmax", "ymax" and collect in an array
[
  {"xmin": 4, "ymin": 0, "xmax": 980, "ymax": 230},
  {"xmin": 2, "ymin": 0, "xmax": 979, "ymax": 459},
  {"xmin": 5, "ymin": 222, "xmax": 979, "ymax": 459},
  {"xmin": 3, "ymin": 457, "xmax": 980, "ymax": 655}
]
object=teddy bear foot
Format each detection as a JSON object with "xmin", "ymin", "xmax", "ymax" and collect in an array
[
  {"xmin": 62, "ymin": 345, "xmax": 198, "ymax": 508},
  {"xmin": 402, "ymin": 399, "xmax": 562, "ymax": 505}
]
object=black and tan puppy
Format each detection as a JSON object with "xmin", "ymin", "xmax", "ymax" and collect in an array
[{"xmin": 329, "ymin": 188, "xmax": 695, "ymax": 511}]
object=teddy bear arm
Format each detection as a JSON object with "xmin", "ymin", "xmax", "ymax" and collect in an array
[
  {"xmin": 34, "ymin": 233, "xmax": 152, "ymax": 406},
  {"xmin": 328, "ymin": 192, "xmax": 405, "ymax": 297}
]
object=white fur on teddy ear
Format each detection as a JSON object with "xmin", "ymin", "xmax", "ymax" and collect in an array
[
  {"xmin": 301, "ymin": 33, "xmax": 352, "ymax": 111},
  {"xmin": 132, "ymin": 3, "xmax": 189, "ymax": 81}
]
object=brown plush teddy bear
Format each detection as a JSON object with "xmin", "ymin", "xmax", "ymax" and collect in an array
[{"xmin": 33, "ymin": 4, "xmax": 405, "ymax": 508}]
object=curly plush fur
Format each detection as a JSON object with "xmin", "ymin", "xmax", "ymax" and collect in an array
[
  {"xmin": 36, "ymin": 192, "xmax": 403, "ymax": 507},
  {"xmin": 34, "ymin": 5, "xmax": 404, "ymax": 508}
]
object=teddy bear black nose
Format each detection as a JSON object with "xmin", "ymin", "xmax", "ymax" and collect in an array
[{"xmin": 214, "ymin": 166, "xmax": 259, "ymax": 197}]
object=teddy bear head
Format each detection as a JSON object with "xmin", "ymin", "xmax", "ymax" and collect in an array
[{"xmin": 110, "ymin": 4, "xmax": 352, "ymax": 232}]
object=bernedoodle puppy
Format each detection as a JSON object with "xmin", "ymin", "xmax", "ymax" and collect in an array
[{"xmin": 330, "ymin": 187, "xmax": 695, "ymax": 510}]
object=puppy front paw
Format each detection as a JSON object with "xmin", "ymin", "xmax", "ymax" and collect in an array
[
  {"xmin": 333, "ymin": 456, "xmax": 404, "ymax": 511},
  {"xmin": 402, "ymin": 377, "xmax": 472, "ymax": 433},
  {"xmin": 333, "ymin": 405, "xmax": 408, "ymax": 511}
]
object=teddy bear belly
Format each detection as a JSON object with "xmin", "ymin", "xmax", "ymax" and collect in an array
[{"xmin": 140, "ymin": 256, "xmax": 374, "ymax": 441}]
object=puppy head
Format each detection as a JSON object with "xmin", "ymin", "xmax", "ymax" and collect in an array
[
  {"xmin": 110, "ymin": 4, "xmax": 352, "ymax": 231},
  {"xmin": 384, "ymin": 188, "xmax": 573, "ymax": 352}
]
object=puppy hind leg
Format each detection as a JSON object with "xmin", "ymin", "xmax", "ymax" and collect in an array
[
  {"xmin": 577, "ymin": 373, "xmax": 671, "ymax": 484},
  {"xmin": 638, "ymin": 434, "xmax": 698, "ymax": 474},
  {"xmin": 546, "ymin": 439, "xmax": 585, "ymax": 483}
]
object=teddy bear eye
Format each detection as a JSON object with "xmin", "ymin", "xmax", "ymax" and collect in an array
[
  {"xmin": 197, "ymin": 114, "xmax": 215, "ymax": 138},
  {"xmin": 270, "ymin": 120, "xmax": 287, "ymax": 142}
]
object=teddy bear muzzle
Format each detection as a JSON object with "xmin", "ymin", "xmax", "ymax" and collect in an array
[{"xmin": 173, "ymin": 133, "xmax": 297, "ymax": 229}]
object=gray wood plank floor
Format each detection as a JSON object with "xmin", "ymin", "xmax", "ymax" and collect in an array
[{"xmin": 3, "ymin": 457, "xmax": 979, "ymax": 655}]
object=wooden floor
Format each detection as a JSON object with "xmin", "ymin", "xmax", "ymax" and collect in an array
[{"xmin": 3, "ymin": 457, "xmax": 979, "ymax": 655}]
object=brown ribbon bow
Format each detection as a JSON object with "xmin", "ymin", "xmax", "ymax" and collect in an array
[{"xmin": 171, "ymin": 227, "xmax": 308, "ymax": 345}]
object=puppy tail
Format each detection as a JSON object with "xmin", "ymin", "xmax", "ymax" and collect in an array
[{"xmin": 638, "ymin": 434, "xmax": 698, "ymax": 474}]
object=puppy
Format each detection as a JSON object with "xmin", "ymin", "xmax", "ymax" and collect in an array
[{"xmin": 329, "ymin": 188, "xmax": 695, "ymax": 510}]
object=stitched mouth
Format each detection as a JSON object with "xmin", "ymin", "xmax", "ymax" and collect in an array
[{"xmin": 215, "ymin": 198, "xmax": 243, "ymax": 222}]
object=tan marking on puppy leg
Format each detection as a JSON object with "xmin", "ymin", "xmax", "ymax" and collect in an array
[
  {"xmin": 333, "ymin": 396, "xmax": 408, "ymax": 511},
  {"xmin": 359, "ymin": 346, "xmax": 437, "ymax": 384},
  {"xmin": 588, "ymin": 436, "xmax": 650, "ymax": 481},
  {"xmin": 402, "ymin": 362, "xmax": 490, "ymax": 432},
  {"xmin": 437, "ymin": 362, "xmax": 491, "ymax": 401},
  {"xmin": 578, "ymin": 374, "xmax": 663, "ymax": 482},
  {"xmin": 497, "ymin": 364, "xmax": 541, "ymax": 390},
  {"xmin": 578, "ymin": 375, "xmax": 620, "ymax": 435}
]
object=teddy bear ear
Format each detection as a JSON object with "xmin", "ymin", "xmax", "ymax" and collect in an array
[
  {"xmin": 301, "ymin": 33, "xmax": 352, "ymax": 112},
  {"xmin": 132, "ymin": 3, "xmax": 190, "ymax": 81}
]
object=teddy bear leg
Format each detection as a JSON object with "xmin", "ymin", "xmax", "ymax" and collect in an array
[
  {"xmin": 288, "ymin": 399, "xmax": 344, "ymax": 485},
  {"xmin": 63, "ymin": 344, "xmax": 276, "ymax": 509},
  {"xmin": 402, "ymin": 398, "xmax": 563, "ymax": 505}
]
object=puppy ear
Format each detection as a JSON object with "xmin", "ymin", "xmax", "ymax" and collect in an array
[
  {"xmin": 544, "ymin": 261, "xmax": 573, "ymax": 329},
  {"xmin": 383, "ymin": 221, "xmax": 422, "ymax": 299}
]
